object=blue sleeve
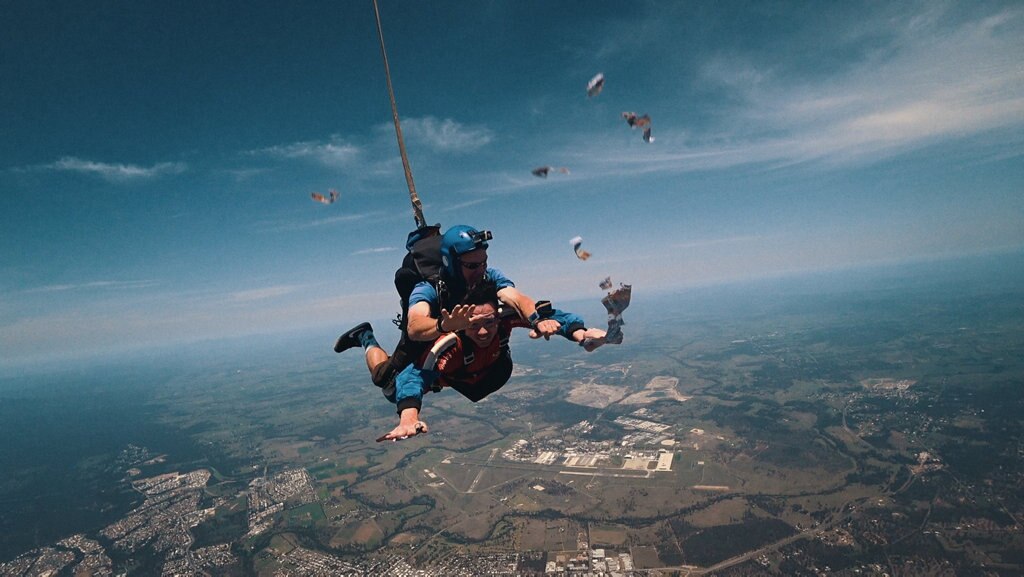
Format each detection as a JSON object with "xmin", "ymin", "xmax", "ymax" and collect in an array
[
  {"xmin": 392, "ymin": 364, "xmax": 440, "ymax": 413},
  {"xmin": 408, "ymin": 281, "xmax": 438, "ymax": 308},
  {"xmin": 485, "ymin": 267, "xmax": 515, "ymax": 290},
  {"xmin": 547, "ymin": 309, "xmax": 587, "ymax": 341}
]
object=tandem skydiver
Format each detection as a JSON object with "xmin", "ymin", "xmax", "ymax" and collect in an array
[
  {"xmin": 336, "ymin": 225, "xmax": 561, "ymax": 391},
  {"xmin": 334, "ymin": 224, "xmax": 606, "ymax": 440},
  {"xmin": 344, "ymin": 279, "xmax": 606, "ymax": 441}
]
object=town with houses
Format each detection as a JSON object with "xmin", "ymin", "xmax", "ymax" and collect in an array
[
  {"xmin": 0, "ymin": 409, "xmax": 696, "ymax": 576},
  {"xmin": 3, "ymin": 370, "xmax": 1020, "ymax": 576},
  {"xmin": 1, "ymin": 454, "xmax": 644, "ymax": 577}
]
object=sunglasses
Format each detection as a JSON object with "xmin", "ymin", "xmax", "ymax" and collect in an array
[
  {"xmin": 461, "ymin": 259, "xmax": 487, "ymax": 270},
  {"xmin": 468, "ymin": 315, "xmax": 499, "ymax": 330}
]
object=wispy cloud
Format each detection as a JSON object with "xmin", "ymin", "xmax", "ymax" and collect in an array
[
  {"xmin": 252, "ymin": 136, "xmax": 361, "ymax": 167},
  {"xmin": 26, "ymin": 279, "xmax": 160, "ymax": 293},
  {"xmin": 710, "ymin": 6, "xmax": 1024, "ymax": 165},
  {"xmin": 671, "ymin": 235, "xmax": 768, "ymax": 250},
  {"xmin": 229, "ymin": 285, "xmax": 303, "ymax": 302},
  {"xmin": 394, "ymin": 117, "xmax": 494, "ymax": 152},
  {"xmin": 256, "ymin": 210, "xmax": 386, "ymax": 233},
  {"xmin": 352, "ymin": 246, "xmax": 398, "ymax": 255},
  {"xmin": 442, "ymin": 198, "xmax": 490, "ymax": 211},
  {"xmin": 223, "ymin": 167, "xmax": 272, "ymax": 181},
  {"xmin": 579, "ymin": 5, "xmax": 1024, "ymax": 175},
  {"xmin": 299, "ymin": 212, "xmax": 380, "ymax": 229},
  {"xmin": 43, "ymin": 157, "xmax": 186, "ymax": 181}
]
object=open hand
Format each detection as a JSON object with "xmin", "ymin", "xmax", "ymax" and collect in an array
[
  {"xmin": 378, "ymin": 420, "xmax": 428, "ymax": 442},
  {"xmin": 439, "ymin": 304, "xmax": 475, "ymax": 333}
]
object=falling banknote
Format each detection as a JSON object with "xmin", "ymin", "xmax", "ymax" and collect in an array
[
  {"xmin": 570, "ymin": 236, "xmax": 591, "ymax": 260},
  {"xmin": 311, "ymin": 189, "xmax": 339, "ymax": 204},
  {"xmin": 601, "ymin": 284, "xmax": 632, "ymax": 345}
]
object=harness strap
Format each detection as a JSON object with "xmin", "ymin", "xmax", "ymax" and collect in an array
[{"xmin": 422, "ymin": 333, "xmax": 459, "ymax": 371}]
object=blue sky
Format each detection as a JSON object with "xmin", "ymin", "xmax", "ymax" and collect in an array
[{"xmin": 2, "ymin": 1, "xmax": 1022, "ymax": 367}]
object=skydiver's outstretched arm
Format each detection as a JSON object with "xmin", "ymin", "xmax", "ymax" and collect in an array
[
  {"xmin": 378, "ymin": 363, "xmax": 440, "ymax": 442},
  {"xmin": 509, "ymin": 305, "xmax": 607, "ymax": 351},
  {"xmin": 496, "ymin": 287, "xmax": 561, "ymax": 337},
  {"xmin": 526, "ymin": 325, "xmax": 605, "ymax": 350},
  {"xmin": 379, "ymin": 407, "xmax": 428, "ymax": 442}
]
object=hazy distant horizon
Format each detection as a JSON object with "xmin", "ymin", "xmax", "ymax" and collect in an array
[{"xmin": 3, "ymin": 246, "xmax": 1021, "ymax": 377}]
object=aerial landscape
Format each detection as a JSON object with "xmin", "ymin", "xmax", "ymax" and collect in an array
[
  {"xmin": 2, "ymin": 255, "xmax": 1023, "ymax": 576},
  {"xmin": 2, "ymin": 1, "xmax": 1022, "ymax": 576}
]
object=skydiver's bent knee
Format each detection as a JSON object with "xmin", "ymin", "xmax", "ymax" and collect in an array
[
  {"xmin": 371, "ymin": 357, "xmax": 400, "ymax": 389},
  {"xmin": 371, "ymin": 337, "xmax": 425, "ymax": 388}
]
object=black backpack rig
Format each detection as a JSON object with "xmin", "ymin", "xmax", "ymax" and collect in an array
[
  {"xmin": 381, "ymin": 224, "xmax": 451, "ymax": 391},
  {"xmin": 392, "ymin": 224, "xmax": 450, "ymax": 334}
]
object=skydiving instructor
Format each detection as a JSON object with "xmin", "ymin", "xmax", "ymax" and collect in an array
[
  {"xmin": 406, "ymin": 225, "xmax": 562, "ymax": 342},
  {"xmin": 335, "ymin": 225, "xmax": 569, "ymax": 400}
]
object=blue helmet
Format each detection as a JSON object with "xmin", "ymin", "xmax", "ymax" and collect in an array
[{"xmin": 440, "ymin": 225, "xmax": 492, "ymax": 279}]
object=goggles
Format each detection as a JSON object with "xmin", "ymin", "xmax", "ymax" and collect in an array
[{"xmin": 461, "ymin": 259, "xmax": 487, "ymax": 270}]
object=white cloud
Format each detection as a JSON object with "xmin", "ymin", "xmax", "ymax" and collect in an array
[
  {"xmin": 442, "ymin": 198, "xmax": 489, "ymax": 211},
  {"xmin": 580, "ymin": 5, "xmax": 1024, "ymax": 176},
  {"xmin": 230, "ymin": 285, "xmax": 303, "ymax": 302},
  {"xmin": 45, "ymin": 157, "xmax": 186, "ymax": 181},
  {"xmin": 254, "ymin": 210, "xmax": 388, "ymax": 233},
  {"xmin": 397, "ymin": 117, "xmax": 494, "ymax": 152},
  {"xmin": 254, "ymin": 136, "xmax": 361, "ymax": 167},
  {"xmin": 725, "ymin": 6, "xmax": 1024, "ymax": 164},
  {"xmin": 26, "ymin": 280, "xmax": 160, "ymax": 293},
  {"xmin": 670, "ymin": 235, "xmax": 768, "ymax": 250},
  {"xmin": 352, "ymin": 246, "xmax": 398, "ymax": 255},
  {"xmin": 223, "ymin": 167, "xmax": 272, "ymax": 181}
]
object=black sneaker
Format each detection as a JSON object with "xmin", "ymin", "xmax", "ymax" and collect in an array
[{"xmin": 334, "ymin": 322, "xmax": 372, "ymax": 353}]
